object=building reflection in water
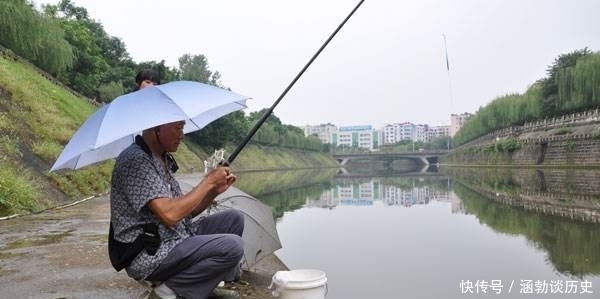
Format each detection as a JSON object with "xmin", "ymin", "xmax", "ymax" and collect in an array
[{"xmin": 303, "ymin": 177, "xmax": 466, "ymax": 211}]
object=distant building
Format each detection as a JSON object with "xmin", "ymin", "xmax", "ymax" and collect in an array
[
  {"xmin": 303, "ymin": 124, "xmax": 337, "ymax": 144},
  {"xmin": 414, "ymin": 124, "xmax": 428, "ymax": 142},
  {"xmin": 331, "ymin": 125, "xmax": 379, "ymax": 150},
  {"xmin": 305, "ymin": 117, "xmax": 455, "ymax": 151},
  {"xmin": 382, "ymin": 122, "xmax": 414, "ymax": 144},
  {"xmin": 380, "ymin": 122, "xmax": 440, "ymax": 145},
  {"xmin": 427, "ymin": 125, "xmax": 450, "ymax": 141},
  {"xmin": 450, "ymin": 113, "xmax": 472, "ymax": 137}
]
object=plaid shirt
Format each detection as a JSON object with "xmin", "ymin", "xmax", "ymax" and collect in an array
[{"xmin": 110, "ymin": 143, "xmax": 194, "ymax": 280}]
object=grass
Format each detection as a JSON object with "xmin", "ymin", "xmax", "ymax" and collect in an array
[
  {"xmin": 0, "ymin": 161, "xmax": 40, "ymax": 213},
  {"xmin": 172, "ymin": 141, "xmax": 205, "ymax": 174},
  {"xmin": 0, "ymin": 56, "xmax": 116, "ymax": 214},
  {"xmin": 0, "ymin": 56, "xmax": 109, "ymax": 214},
  {"xmin": 0, "ymin": 135, "xmax": 19, "ymax": 159}
]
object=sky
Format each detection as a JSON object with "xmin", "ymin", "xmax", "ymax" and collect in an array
[{"xmin": 36, "ymin": 0, "xmax": 600, "ymax": 128}]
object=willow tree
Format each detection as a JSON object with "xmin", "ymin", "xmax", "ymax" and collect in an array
[
  {"xmin": 0, "ymin": 0, "xmax": 73, "ymax": 74},
  {"xmin": 571, "ymin": 53, "xmax": 600, "ymax": 109},
  {"xmin": 539, "ymin": 48, "xmax": 591, "ymax": 117},
  {"xmin": 548, "ymin": 51, "xmax": 599, "ymax": 114}
]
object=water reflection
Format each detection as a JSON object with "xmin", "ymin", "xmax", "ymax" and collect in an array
[
  {"xmin": 306, "ymin": 176, "xmax": 452, "ymax": 209},
  {"xmin": 448, "ymin": 167, "xmax": 600, "ymax": 277},
  {"xmin": 445, "ymin": 167, "xmax": 600, "ymax": 223},
  {"xmin": 238, "ymin": 167, "xmax": 600, "ymax": 283},
  {"xmin": 235, "ymin": 168, "xmax": 338, "ymax": 219}
]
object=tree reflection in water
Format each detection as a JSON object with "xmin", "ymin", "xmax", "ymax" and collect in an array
[
  {"xmin": 236, "ymin": 167, "xmax": 600, "ymax": 277},
  {"xmin": 447, "ymin": 167, "xmax": 600, "ymax": 277}
]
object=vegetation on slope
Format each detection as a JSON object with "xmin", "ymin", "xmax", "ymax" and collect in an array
[{"xmin": 454, "ymin": 49, "xmax": 600, "ymax": 146}]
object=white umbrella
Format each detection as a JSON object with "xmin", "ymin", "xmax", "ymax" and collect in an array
[
  {"xmin": 50, "ymin": 81, "xmax": 249, "ymax": 171},
  {"xmin": 194, "ymin": 186, "xmax": 282, "ymax": 271}
]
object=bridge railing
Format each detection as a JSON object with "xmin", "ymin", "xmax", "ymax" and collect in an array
[{"xmin": 331, "ymin": 150, "xmax": 448, "ymax": 156}]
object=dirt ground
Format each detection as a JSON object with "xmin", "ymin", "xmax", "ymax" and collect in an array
[{"xmin": 0, "ymin": 192, "xmax": 287, "ymax": 299}]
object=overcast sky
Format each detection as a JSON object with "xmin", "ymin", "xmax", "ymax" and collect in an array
[{"xmin": 37, "ymin": 0, "xmax": 600, "ymax": 128}]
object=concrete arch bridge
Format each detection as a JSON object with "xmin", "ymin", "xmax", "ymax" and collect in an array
[{"xmin": 331, "ymin": 151, "xmax": 448, "ymax": 167}]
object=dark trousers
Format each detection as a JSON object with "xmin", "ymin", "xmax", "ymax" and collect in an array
[{"xmin": 147, "ymin": 209, "xmax": 244, "ymax": 299}]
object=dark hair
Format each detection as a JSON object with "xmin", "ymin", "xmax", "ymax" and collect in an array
[{"xmin": 134, "ymin": 69, "xmax": 161, "ymax": 90}]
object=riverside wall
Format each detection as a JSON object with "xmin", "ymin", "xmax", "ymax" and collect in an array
[{"xmin": 445, "ymin": 109, "xmax": 600, "ymax": 166}]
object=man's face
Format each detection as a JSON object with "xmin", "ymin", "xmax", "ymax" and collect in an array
[{"xmin": 158, "ymin": 121, "xmax": 185, "ymax": 152}]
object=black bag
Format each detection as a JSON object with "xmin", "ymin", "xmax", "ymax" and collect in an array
[{"xmin": 108, "ymin": 222, "xmax": 160, "ymax": 271}]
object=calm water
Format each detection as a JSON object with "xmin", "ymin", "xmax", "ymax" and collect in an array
[{"xmin": 236, "ymin": 167, "xmax": 600, "ymax": 299}]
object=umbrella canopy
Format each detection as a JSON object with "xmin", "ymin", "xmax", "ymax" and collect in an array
[
  {"xmin": 179, "ymin": 177, "xmax": 282, "ymax": 270},
  {"xmin": 210, "ymin": 187, "xmax": 282, "ymax": 271},
  {"xmin": 50, "ymin": 81, "xmax": 249, "ymax": 171}
]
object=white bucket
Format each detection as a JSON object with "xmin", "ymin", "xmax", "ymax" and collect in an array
[{"xmin": 270, "ymin": 269, "xmax": 328, "ymax": 299}]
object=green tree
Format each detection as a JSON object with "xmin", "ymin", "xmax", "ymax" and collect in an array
[
  {"xmin": 0, "ymin": 0, "xmax": 74, "ymax": 75},
  {"xmin": 43, "ymin": 0, "xmax": 109, "ymax": 97},
  {"xmin": 572, "ymin": 54, "xmax": 600, "ymax": 108},
  {"xmin": 96, "ymin": 81, "xmax": 124, "ymax": 103},
  {"xmin": 42, "ymin": 0, "xmax": 140, "ymax": 98},
  {"xmin": 179, "ymin": 54, "xmax": 216, "ymax": 84},
  {"xmin": 187, "ymin": 111, "xmax": 250, "ymax": 150},
  {"xmin": 539, "ymin": 48, "xmax": 591, "ymax": 117}
]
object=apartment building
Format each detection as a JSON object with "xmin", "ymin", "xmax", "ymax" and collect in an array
[
  {"xmin": 450, "ymin": 112, "xmax": 472, "ymax": 137},
  {"xmin": 331, "ymin": 125, "xmax": 378, "ymax": 150},
  {"xmin": 426, "ymin": 125, "xmax": 450, "ymax": 141},
  {"xmin": 303, "ymin": 124, "xmax": 337, "ymax": 144},
  {"xmin": 381, "ymin": 122, "xmax": 434, "ymax": 144}
]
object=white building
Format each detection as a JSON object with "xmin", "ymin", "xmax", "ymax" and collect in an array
[
  {"xmin": 382, "ymin": 124, "xmax": 397, "ymax": 144},
  {"xmin": 303, "ymin": 124, "xmax": 337, "ymax": 144},
  {"xmin": 331, "ymin": 125, "xmax": 379, "ymax": 150},
  {"xmin": 380, "ymin": 122, "xmax": 432, "ymax": 144},
  {"xmin": 427, "ymin": 125, "xmax": 450, "ymax": 141},
  {"xmin": 450, "ymin": 113, "xmax": 472, "ymax": 137},
  {"xmin": 414, "ymin": 124, "xmax": 428, "ymax": 142}
]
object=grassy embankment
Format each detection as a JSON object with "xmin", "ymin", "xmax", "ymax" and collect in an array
[{"xmin": 0, "ymin": 54, "xmax": 337, "ymax": 216}]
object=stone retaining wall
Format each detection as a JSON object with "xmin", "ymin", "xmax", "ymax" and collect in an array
[
  {"xmin": 449, "ymin": 109, "xmax": 600, "ymax": 166},
  {"xmin": 512, "ymin": 138, "xmax": 600, "ymax": 166}
]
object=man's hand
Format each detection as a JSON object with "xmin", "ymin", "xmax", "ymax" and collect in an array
[{"xmin": 205, "ymin": 166, "xmax": 236, "ymax": 195}]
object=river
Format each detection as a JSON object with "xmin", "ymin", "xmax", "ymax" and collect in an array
[{"xmin": 235, "ymin": 166, "xmax": 600, "ymax": 299}]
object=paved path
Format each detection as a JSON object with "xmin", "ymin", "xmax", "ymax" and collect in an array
[{"xmin": 0, "ymin": 183, "xmax": 286, "ymax": 299}]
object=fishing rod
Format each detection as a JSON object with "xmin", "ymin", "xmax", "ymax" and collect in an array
[{"xmin": 224, "ymin": 0, "xmax": 365, "ymax": 165}]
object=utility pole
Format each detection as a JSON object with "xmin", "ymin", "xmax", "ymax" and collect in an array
[{"xmin": 443, "ymin": 34, "xmax": 453, "ymax": 153}]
